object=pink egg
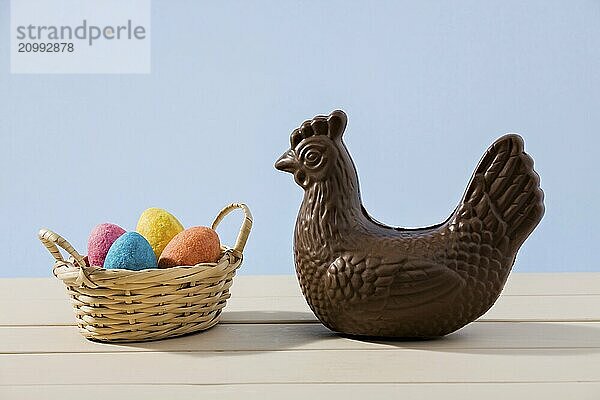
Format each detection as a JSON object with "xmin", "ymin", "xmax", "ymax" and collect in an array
[{"xmin": 87, "ymin": 223, "xmax": 126, "ymax": 267}]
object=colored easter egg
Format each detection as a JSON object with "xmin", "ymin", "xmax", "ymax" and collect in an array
[
  {"xmin": 87, "ymin": 223, "xmax": 126, "ymax": 267},
  {"xmin": 158, "ymin": 226, "xmax": 221, "ymax": 268},
  {"xmin": 104, "ymin": 232, "xmax": 157, "ymax": 271},
  {"xmin": 136, "ymin": 208, "xmax": 184, "ymax": 259}
]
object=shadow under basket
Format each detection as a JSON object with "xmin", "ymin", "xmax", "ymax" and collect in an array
[{"xmin": 38, "ymin": 203, "xmax": 253, "ymax": 343}]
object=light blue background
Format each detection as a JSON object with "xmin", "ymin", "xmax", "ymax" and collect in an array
[{"xmin": 1, "ymin": 1, "xmax": 598, "ymax": 277}]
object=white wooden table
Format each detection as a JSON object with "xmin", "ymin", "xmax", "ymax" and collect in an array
[{"xmin": 1, "ymin": 273, "xmax": 599, "ymax": 399}]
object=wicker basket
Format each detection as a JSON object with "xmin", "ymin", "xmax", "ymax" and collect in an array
[{"xmin": 38, "ymin": 203, "xmax": 252, "ymax": 342}]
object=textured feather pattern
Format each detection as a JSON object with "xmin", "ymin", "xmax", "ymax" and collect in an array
[{"xmin": 286, "ymin": 112, "xmax": 544, "ymax": 338}]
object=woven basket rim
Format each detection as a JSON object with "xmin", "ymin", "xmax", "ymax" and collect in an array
[
  {"xmin": 55, "ymin": 246, "xmax": 238, "ymax": 274},
  {"xmin": 53, "ymin": 247, "xmax": 241, "ymax": 286},
  {"xmin": 41, "ymin": 203, "xmax": 252, "ymax": 289}
]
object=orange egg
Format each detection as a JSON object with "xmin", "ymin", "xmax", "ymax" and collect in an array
[{"xmin": 158, "ymin": 226, "xmax": 221, "ymax": 268}]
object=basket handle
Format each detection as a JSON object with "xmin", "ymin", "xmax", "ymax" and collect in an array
[
  {"xmin": 38, "ymin": 228, "xmax": 86, "ymax": 269},
  {"xmin": 211, "ymin": 203, "xmax": 253, "ymax": 256}
]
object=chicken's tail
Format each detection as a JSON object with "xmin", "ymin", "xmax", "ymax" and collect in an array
[{"xmin": 456, "ymin": 134, "xmax": 545, "ymax": 254}]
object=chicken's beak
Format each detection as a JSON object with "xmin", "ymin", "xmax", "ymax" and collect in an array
[{"xmin": 275, "ymin": 149, "xmax": 297, "ymax": 173}]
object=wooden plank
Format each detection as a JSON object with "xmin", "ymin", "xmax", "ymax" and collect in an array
[
  {"xmin": 2, "ymin": 322, "xmax": 600, "ymax": 354},
  {"xmin": 0, "ymin": 278, "xmax": 64, "ymax": 300},
  {"xmin": 2, "ymin": 383, "xmax": 600, "ymax": 400},
  {"xmin": 2, "ymin": 349, "xmax": 599, "ymax": 385},
  {"xmin": 0, "ymin": 276, "xmax": 305, "ymax": 300},
  {"xmin": 485, "ymin": 294, "xmax": 600, "ymax": 321},
  {"xmin": 2, "ymin": 293, "xmax": 600, "ymax": 326},
  {"xmin": 502, "ymin": 273, "xmax": 600, "ymax": 296},
  {"xmin": 2, "ymin": 273, "xmax": 599, "ymax": 300},
  {"xmin": 0, "ymin": 296, "xmax": 313, "ymax": 326}
]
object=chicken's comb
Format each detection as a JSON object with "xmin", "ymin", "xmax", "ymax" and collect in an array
[{"xmin": 290, "ymin": 110, "xmax": 347, "ymax": 148}]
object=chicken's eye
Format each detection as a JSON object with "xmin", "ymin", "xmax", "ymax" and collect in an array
[
  {"xmin": 306, "ymin": 151, "xmax": 320, "ymax": 163},
  {"xmin": 303, "ymin": 149, "xmax": 324, "ymax": 169},
  {"xmin": 298, "ymin": 141, "xmax": 328, "ymax": 171}
]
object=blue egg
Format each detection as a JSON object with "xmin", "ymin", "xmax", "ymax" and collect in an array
[{"xmin": 104, "ymin": 232, "xmax": 157, "ymax": 271}]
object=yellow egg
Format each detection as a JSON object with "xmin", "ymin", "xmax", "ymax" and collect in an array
[{"xmin": 136, "ymin": 208, "xmax": 184, "ymax": 259}]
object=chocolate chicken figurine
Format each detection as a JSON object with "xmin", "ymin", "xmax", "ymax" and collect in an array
[{"xmin": 275, "ymin": 110, "xmax": 544, "ymax": 338}]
